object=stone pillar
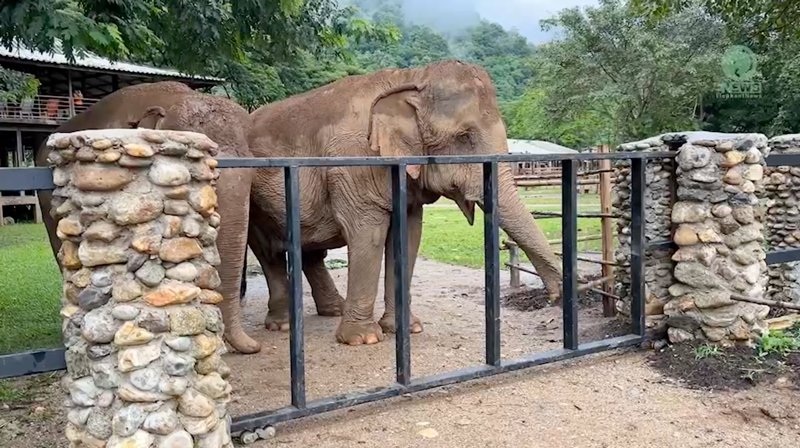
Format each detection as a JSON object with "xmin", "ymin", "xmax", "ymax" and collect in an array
[
  {"xmin": 764, "ymin": 134, "xmax": 800, "ymax": 307},
  {"xmin": 48, "ymin": 129, "xmax": 233, "ymax": 448},
  {"xmin": 665, "ymin": 134, "xmax": 771, "ymax": 344},
  {"xmin": 613, "ymin": 136, "xmax": 676, "ymax": 339}
]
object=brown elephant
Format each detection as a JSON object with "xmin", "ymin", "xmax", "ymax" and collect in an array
[
  {"xmin": 247, "ymin": 60, "xmax": 563, "ymax": 346},
  {"xmin": 34, "ymin": 81, "xmax": 343, "ymax": 354}
]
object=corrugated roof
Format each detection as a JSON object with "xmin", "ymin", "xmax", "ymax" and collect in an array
[
  {"xmin": 507, "ymin": 139, "xmax": 578, "ymax": 155},
  {"xmin": 0, "ymin": 44, "xmax": 223, "ymax": 82}
]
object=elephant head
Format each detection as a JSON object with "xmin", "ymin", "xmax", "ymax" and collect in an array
[{"xmin": 368, "ymin": 61, "xmax": 563, "ymax": 298}]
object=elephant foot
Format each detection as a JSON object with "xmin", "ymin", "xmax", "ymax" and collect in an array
[
  {"xmin": 336, "ymin": 320, "xmax": 385, "ymax": 346},
  {"xmin": 224, "ymin": 328, "xmax": 262, "ymax": 354},
  {"xmin": 378, "ymin": 313, "xmax": 424, "ymax": 334},
  {"xmin": 315, "ymin": 296, "xmax": 345, "ymax": 317},
  {"xmin": 265, "ymin": 311, "xmax": 290, "ymax": 332}
]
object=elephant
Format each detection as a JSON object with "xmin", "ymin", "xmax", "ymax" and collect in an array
[
  {"xmin": 34, "ymin": 81, "xmax": 345, "ymax": 354},
  {"xmin": 246, "ymin": 60, "xmax": 563, "ymax": 346}
]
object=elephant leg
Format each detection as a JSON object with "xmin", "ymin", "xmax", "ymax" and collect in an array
[
  {"xmin": 216, "ymin": 167, "xmax": 262, "ymax": 354},
  {"xmin": 336, "ymin": 218, "xmax": 389, "ymax": 346},
  {"xmin": 379, "ymin": 206, "xmax": 423, "ymax": 334},
  {"xmin": 247, "ymin": 225, "xmax": 291, "ymax": 332},
  {"xmin": 303, "ymin": 250, "xmax": 345, "ymax": 317}
]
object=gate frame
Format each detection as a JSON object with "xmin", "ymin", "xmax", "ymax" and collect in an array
[{"xmin": 3, "ymin": 151, "xmax": 668, "ymax": 431}]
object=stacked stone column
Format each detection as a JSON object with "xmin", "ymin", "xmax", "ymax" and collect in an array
[
  {"xmin": 613, "ymin": 136, "xmax": 675, "ymax": 339},
  {"xmin": 664, "ymin": 134, "xmax": 771, "ymax": 344},
  {"xmin": 49, "ymin": 129, "xmax": 233, "ymax": 448},
  {"xmin": 764, "ymin": 134, "xmax": 800, "ymax": 306}
]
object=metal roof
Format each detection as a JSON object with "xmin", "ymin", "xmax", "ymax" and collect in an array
[
  {"xmin": 0, "ymin": 44, "xmax": 223, "ymax": 83},
  {"xmin": 507, "ymin": 139, "xmax": 578, "ymax": 155}
]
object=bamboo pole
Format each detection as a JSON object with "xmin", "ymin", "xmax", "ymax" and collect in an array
[
  {"xmin": 729, "ymin": 293, "xmax": 800, "ymax": 311},
  {"xmin": 599, "ymin": 143, "xmax": 616, "ymax": 317}
]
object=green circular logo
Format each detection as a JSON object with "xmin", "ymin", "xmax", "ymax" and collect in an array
[{"xmin": 722, "ymin": 45, "xmax": 757, "ymax": 81}]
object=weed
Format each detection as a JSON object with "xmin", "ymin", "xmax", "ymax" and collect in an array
[
  {"xmin": 756, "ymin": 324, "xmax": 800, "ymax": 358},
  {"xmin": 693, "ymin": 344, "xmax": 722, "ymax": 360}
]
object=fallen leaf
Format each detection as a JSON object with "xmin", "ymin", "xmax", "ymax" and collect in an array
[{"xmin": 418, "ymin": 428, "xmax": 439, "ymax": 438}]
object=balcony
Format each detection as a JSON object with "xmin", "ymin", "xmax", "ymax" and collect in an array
[{"xmin": 0, "ymin": 95, "xmax": 100, "ymax": 126}]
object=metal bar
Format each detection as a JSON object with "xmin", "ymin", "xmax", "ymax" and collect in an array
[
  {"xmin": 630, "ymin": 158, "xmax": 646, "ymax": 337},
  {"xmin": 231, "ymin": 334, "xmax": 641, "ymax": 432},
  {"xmin": 562, "ymin": 160, "xmax": 579, "ymax": 350},
  {"xmin": 0, "ymin": 167, "xmax": 55, "ymax": 191},
  {"xmin": 531, "ymin": 211, "xmax": 618, "ymax": 219},
  {"xmin": 766, "ymin": 248, "xmax": 800, "ymax": 265},
  {"xmin": 391, "ymin": 165, "xmax": 411, "ymax": 386},
  {"xmin": 0, "ymin": 348, "xmax": 66, "ymax": 379},
  {"xmin": 483, "ymin": 162, "xmax": 501, "ymax": 366},
  {"xmin": 216, "ymin": 152, "xmax": 676, "ymax": 169},
  {"xmin": 645, "ymin": 240, "xmax": 675, "ymax": 250},
  {"xmin": 766, "ymin": 154, "xmax": 800, "ymax": 167},
  {"xmin": 547, "ymin": 234, "xmax": 605, "ymax": 245},
  {"xmin": 284, "ymin": 166, "xmax": 306, "ymax": 409}
]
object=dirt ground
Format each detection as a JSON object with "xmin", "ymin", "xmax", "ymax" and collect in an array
[{"xmin": 2, "ymin": 252, "xmax": 799, "ymax": 447}]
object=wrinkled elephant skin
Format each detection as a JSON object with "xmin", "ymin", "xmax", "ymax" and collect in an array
[
  {"xmin": 248, "ymin": 60, "xmax": 563, "ymax": 346},
  {"xmin": 35, "ymin": 82, "xmax": 263, "ymax": 354}
]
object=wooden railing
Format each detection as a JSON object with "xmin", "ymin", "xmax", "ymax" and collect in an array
[{"xmin": 0, "ymin": 95, "xmax": 100, "ymax": 123}]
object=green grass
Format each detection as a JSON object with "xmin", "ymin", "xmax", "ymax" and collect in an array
[
  {"xmin": 693, "ymin": 344, "xmax": 722, "ymax": 360},
  {"xmin": 420, "ymin": 206, "xmax": 603, "ymax": 269},
  {"xmin": 0, "ymin": 224, "xmax": 62, "ymax": 354}
]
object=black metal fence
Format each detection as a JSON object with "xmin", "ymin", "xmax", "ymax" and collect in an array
[{"xmin": 2, "ymin": 151, "xmax": 665, "ymax": 431}]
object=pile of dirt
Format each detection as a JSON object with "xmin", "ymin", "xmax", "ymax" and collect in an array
[
  {"xmin": 648, "ymin": 342, "xmax": 800, "ymax": 391},
  {"xmin": 502, "ymin": 277, "xmax": 607, "ymax": 312}
]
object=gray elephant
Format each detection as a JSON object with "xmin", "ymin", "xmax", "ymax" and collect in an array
[
  {"xmin": 35, "ymin": 81, "xmax": 342, "ymax": 354},
  {"xmin": 247, "ymin": 60, "xmax": 563, "ymax": 345}
]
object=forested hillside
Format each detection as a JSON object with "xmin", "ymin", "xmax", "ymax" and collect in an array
[{"xmin": 3, "ymin": 0, "xmax": 800, "ymax": 147}]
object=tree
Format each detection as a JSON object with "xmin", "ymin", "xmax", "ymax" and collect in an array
[
  {"xmin": 0, "ymin": 1, "xmax": 398, "ymax": 75},
  {"xmin": 632, "ymin": 0, "xmax": 800, "ymax": 42},
  {"xmin": 0, "ymin": 68, "xmax": 41, "ymax": 102},
  {"xmin": 520, "ymin": 0, "xmax": 726, "ymax": 146}
]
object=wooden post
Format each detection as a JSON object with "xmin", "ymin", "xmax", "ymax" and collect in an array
[
  {"xmin": 67, "ymin": 70, "xmax": 75, "ymax": 116},
  {"xmin": 599, "ymin": 143, "xmax": 616, "ymax": 317},
  {"xmin": 508, "ymin": 240, "xmax": 520, "ymax": 288},
  {"xmin": 16, "ymin": 129, "xmax": 25, "ymax": 197}
]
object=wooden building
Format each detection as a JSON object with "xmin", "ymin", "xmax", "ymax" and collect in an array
[{"xmin": 0, "ymin": 45, "xmax": 223, "ymax": 224}]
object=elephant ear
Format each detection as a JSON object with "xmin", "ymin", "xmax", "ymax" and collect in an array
[
  {"xmin": 128, "ymin": 106, "xmax": 167, "ymax": 129},
  {"xmin": 368, "ymin": 84, "xmax": 425, "ymax": 180}
]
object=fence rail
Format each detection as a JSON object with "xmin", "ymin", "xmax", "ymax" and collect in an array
[
  {"xmin": 0, "ymin": 95, "xmax": 100, "ymax": 123},
  {"xmin": 0, "ymin": 150, "xmax": 664, "ymax": 431}
]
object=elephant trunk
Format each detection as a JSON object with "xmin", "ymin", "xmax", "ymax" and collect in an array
[{"xmin": 494, "ymin": 163, "xmax": 563, "ymax": 299}]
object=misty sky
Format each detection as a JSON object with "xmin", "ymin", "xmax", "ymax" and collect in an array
[{"xmin": 475, "ymin": 0, "xmax": 599, "ymax": 43}]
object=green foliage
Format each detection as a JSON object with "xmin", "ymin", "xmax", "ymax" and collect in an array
[
  {"xmin": 632, "ymin": 0, "xmax": 800, "ymax": 42},
  {"xmin": 693, "ymin": 344, "xmax": 722, "ymax": 360},
  {"xmin": 756, "ymin": 324, "xmax": 800, "ymax": 358},
  {"xmin": 0, "ymin": 67, "xmax": 41, "ymax": 102},
  {"xmin": 520, "ymin": 0, "xmax": 725, "ymax": 146}
]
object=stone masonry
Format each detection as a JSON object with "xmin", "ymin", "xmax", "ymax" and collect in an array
[
  {"xmin": 664, "ymin": 134, "xmax": 771, "ymax": 344},
  {"xmin": 613, "ymin": 135, "xmax": 676, "ymax": 339},
  {"xmin": 48, "ymin": 129, "xmax": 233, "ymax": 448},
  {"xmin": 764, "ymin": 134, "xmax": 800, "ymax": 306}
]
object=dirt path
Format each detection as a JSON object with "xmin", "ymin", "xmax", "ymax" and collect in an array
[{"xmin": 3, "ymin": 255, "xmax": 799, "ymax": 447}]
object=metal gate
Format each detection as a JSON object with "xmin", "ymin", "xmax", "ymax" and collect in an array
[{"xmin": 1, "ymin": 151, "xmax": 670, "ymax": 432}]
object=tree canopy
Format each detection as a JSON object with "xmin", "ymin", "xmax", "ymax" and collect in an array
[{"xmin": 3, "ymin": 0, "xmax": 800, "ymax": 146}]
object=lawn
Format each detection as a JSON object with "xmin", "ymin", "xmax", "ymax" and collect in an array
[
  {"xmin": 419, "ymin": 206, "xmax": 604, "ymax": 269},
  {"xmin": 0, "ymin": 224, "xmax": 62, "ymax": 354},
  {"xmin": 0, "ymin": 187, "xmax": 607, "ymax": 353}
]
